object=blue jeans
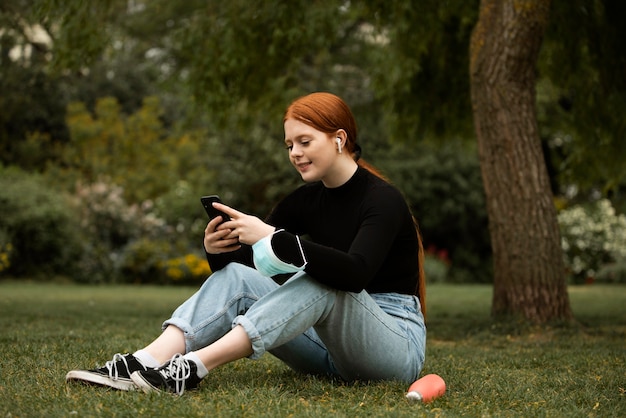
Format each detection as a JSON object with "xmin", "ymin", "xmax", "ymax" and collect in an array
[{"xmin": 163, "ymin": 263, "xmax": 426, "ymax": 383}]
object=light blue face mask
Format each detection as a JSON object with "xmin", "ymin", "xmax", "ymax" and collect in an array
[{"xmin": 252, "ymin": 229, "xmax": 307, "ymax": 277}]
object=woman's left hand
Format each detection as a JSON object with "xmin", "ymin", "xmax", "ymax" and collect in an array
[{"xmin": 213, "ymin": 202, "xmax": 276, "ymax": 245}]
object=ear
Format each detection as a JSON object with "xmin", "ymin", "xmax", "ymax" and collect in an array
[{"xmin": 335, "ymin": 129, "xmax": 347, "ymax": 147}]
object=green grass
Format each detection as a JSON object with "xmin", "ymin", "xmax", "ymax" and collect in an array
[{"xmin": 0, "ymin": 282, "xmax": 624, "ymax": 417}]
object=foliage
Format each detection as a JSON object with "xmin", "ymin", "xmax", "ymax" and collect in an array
[
  {"xmin": 558, "ymin": 199, "xmax": 626, "ymax": 283},
  {"xmin": 363, "ymin": 0, "xmax": 480, "ymax": 140},
  {"xmin": 118, "ymin": 237, "xmax": 171, "ymax": 284},
  {"xmin": 171, "ymin": 0, "xmax": 346, "ymax": 122},
  {"xmin": 55, "ymin": 96, "xmax": 177, "ymax": 202},
  {"xmin": 73, "ymin": 181, "xmax": 167, "ymax": 248},
  {"xmin": 0, "ymin": 41, "xmax": 69, "ymax": 168},
  {"xmin": 48, "ymin": 95, "xmax": 223, "ymax": 207},
  {"xmin": 377, "ymin": 142, "xmax": 492, "ymax": 282},
  {"xmin": 119, "ymin": 238, "xmax": 211, "ymax": 285},
  {"xmin": 596, "ymin": 259, "xmax": 626, "ymax": 284},
  {"xmin": 68, "ymin": 176, "xmax": 217, "ymax": 285},
  {"xmin": 70, "ymin": 180, "xmax": 170, "ymax": 284},
  {"xmin": 539, "ymin": 0, "xmax": 626, "ymax": 196},
  {"xmin": 0, "ymin": 165, "xmax": 81, "ymax": 277},
  {"xmin": 423, "ymin": 252, "xmax": 450, "ymax": 284},
  {"xmin": 159, "ymin": 253, "xmax": 212, "ymax": 284},
  {"xmin": 4, "ymin": 0, "xmax": 626, "ymax": 199},
  {"xmin": 0, "ymin": 232, "xmax": 12, "ymax": 274},
  {"xmin": 0, "ymin": 0, "xmax": 163, "ymax": 172},
  {"xmin": 153, "ymin": 180, "xmax": 208, "ymax": 242},
  {"xmin": 0, "ymin": 282, "xmax": 623, "ymax": 417}
]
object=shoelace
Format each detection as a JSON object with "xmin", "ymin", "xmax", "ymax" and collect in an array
[
  {"xmin": 104, "ymin": 353, "xmax": 129, "ymax": 381},
  {"xmin": 159, "ymin": 354, "xmax": 192, "ymax": 396}
]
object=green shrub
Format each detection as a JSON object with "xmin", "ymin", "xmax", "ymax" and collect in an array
[
  {"xmin": 423, "ymin": 252, "xmax": 450, "ymax": 284},
  {"xmin": 558, "ymin": 199, "xmax": 626, "ymax": 283},
  {"xmin": 159, "ymin": 252, "xmax": 212, "ymax": 285},
  {"xmin": 0, "ymin": 229, "xmax": 13, "ymax": 274},
  {"xmin": 69, "ymin": 179, "xmax": 211, "ymax": 285},
  {"xmin": 596, "ymin": 258, "xmax": 626, "ymax": 284},
  {"xmin": 0, "ymin": 166, "xmax": 81, "ymax": 277},
  {"xmin": 154, "ymin": 180, "xmax": 208, "ymax": 241},
  {"xmin": 119, "ymin": 237, "xmax": 172, "ymax": 284},
  {"xmin": 119, "ymin": 237, "xmax": 212, "ymax": 285},
  {"xmin": 378, "ymin": 142, "xmax": 492, "ymax": 283},
  {"xmin": 70, "ymin": 180, "xmax": 171, "ymax": 283}
]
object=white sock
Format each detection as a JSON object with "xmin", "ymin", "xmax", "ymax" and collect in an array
[
  {"xmin": 184, "ymin": 352, "xmax": 209, "ymax": 378},
  {"xmin": 132, "ymin": 349, "xmax": 161, "ymax": 368}
]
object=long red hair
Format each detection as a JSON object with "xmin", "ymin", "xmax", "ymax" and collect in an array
[{"xmin": 284, "ymin": 92, "xmax": 427, "ymax": 316}]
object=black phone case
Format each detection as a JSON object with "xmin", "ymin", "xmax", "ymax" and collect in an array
[{"xmin": 201, "ymin": 195, "xmax": 230, "ymax": 222}]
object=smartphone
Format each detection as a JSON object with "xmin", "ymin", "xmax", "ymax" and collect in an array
[{"xmin": 200, "ymin": 195, "xmax": 231, "ymax": 223}]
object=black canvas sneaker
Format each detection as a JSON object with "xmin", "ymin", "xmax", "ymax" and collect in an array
[
  {"xmin": 65, "ymin": 353, "xmax": 147, "ymax": 391},
  {"xmin": 131, "ymin": 353, "xmax": 202, "ymax": 396}
]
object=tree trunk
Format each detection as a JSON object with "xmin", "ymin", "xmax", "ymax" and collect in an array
[{"xmin": 469, "ymin": 0, "xmax": 572, "ymax": 322}]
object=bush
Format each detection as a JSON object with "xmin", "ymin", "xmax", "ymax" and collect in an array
[
  {"xmin": 154, "ymin": 180, "xmax": 209, "ymax": 242},
  {"xmin": 0, "ymin": 230, "xmax": 12, "ymax": 274},
  {"xmin": 119, "ymin": 241, "xmax": 212, "ymax": 285},
  {"xmin": 596, "ymin": 258, "xmax": 626, "ymax": 284},
  {"xmin": 0, "ymin": 166, "xmax": 81, "ymax": 278},
  {"xmin": 71, "ymin": 179, "xmax": 211, "ymax": 285},
  {"xmin": 119, "ymin": 237, "xmax": 188, "ymax": 284},
  {"xmin": 378, "ymin": 142, "xmax": 492, "ymax": 283},
  {"xmin": 71, "ymin": 180, "xmax": 171, "ymax": 283},
  {"xmin": 558, "ymin": 199, "xmax": 626, "ymax": 283},
  {"xmin": 159, "ymin": 253, "xmax": 212, "ymax": 285},
  {"xmin": 118, "ymin": 240, "xmax": 212, "ymax": 285},
  {"xmin": 423, "ymin": 250, "xmax": 450, "ymax": 284}
]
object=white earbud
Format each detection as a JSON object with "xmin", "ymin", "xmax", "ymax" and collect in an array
[{"xmin": 336, "ymin": 137, "xmax": 343, "ymax": 154}]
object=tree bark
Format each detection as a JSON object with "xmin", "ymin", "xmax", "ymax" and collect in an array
[{"xmin": 469, "ymin": 0, "xmax": 572, "ymax": 322}]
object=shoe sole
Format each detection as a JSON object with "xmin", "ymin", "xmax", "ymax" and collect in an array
[
  {"xmin": 65, "ymin": 370, "xmax": 136, "ymax": 391},
  {"xmin": 130, "ymin": 371, "xmax": 163, "ymax": 394}
]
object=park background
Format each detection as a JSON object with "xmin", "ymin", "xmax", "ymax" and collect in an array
[{"xmin": 0, "ymin": 1, "xmax": 625, "ymax": 416}]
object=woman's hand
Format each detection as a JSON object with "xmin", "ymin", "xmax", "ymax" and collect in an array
[
  {"xmin": 203, "ymin": 215, "xmax": 241, "ymax": 254},
  {"xmin": 214, "ymin": 202, "xmax": 276, "ymax": 245},
  {"xmin": 203, "ymin": 202, "xmax": 275, "ymax": 254}
]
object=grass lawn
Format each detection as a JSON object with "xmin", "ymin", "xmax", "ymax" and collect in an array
[{"xmin": 0, "ymin": 281, "xmax": 624, "ymax": 417}]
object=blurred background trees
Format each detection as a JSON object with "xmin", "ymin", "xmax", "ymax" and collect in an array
[{"xmin": 1, "ymin": 1, "xmax": 624, "ymax": 299}]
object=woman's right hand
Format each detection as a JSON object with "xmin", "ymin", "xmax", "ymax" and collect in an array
[{"xmin": 203, "ymin": 216, "xmax": 241, "ymax": 254}]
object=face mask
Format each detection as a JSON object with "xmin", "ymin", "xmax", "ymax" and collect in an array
[{"xmin": 253, "ymin": 229, "xmax": 307, "ymax": 277}]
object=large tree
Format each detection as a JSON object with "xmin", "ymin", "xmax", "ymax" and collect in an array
[{"xmin": 470, "ymin": 0, "xmax": 571, "ymax": 322}]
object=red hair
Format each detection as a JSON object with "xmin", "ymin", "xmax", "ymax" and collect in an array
[{"xmin": 284, "ymin": 92, "xmax": 427, "ymax": 316}]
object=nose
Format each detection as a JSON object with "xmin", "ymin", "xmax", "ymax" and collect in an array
[{"xmin": 290, "ymin": 143, "xmax": 304, "ymax": 157}]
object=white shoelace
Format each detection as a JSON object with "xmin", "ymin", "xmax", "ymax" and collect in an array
[
  {"xmin": 160, "ymin": 354, "xmax": 192, "ymax": 396},
  {"xmin": 104, "ymin": 353, "xmax": 129, "ymax": 381}
]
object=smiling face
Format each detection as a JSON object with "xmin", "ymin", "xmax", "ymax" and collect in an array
[
  {"xmin": 284, "ymin": 118, "xmax": 343, "ymax": 186},
  {"xmin": 283, "ymin": 92, "xmax": 360, "ymax": 187}
]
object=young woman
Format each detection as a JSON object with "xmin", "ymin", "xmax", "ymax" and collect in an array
[{"xmin": 66, "ymin": 92, "xmax": 427, "ymax": 396}]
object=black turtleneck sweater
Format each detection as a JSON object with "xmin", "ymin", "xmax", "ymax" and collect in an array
[{"xmin": 206, "ymin": 167, "xmax": 420, "ymax": 295}]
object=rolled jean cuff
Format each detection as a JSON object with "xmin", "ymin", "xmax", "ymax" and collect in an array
[
  {"xmin": 232, "ymin": 315, "xmax": 265, "ymax": 360},
  {"xmin": 161, "ymin": 318, "xmax": 194, "ymax": 353}
]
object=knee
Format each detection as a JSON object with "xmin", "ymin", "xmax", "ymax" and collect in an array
[
  {"xmin": 208, "ymin": 263, "xmax": 270, "ymax": 290},
  {"xmin": 213, "ymin": 263, "xmax": 256, "ymax": 282}
]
